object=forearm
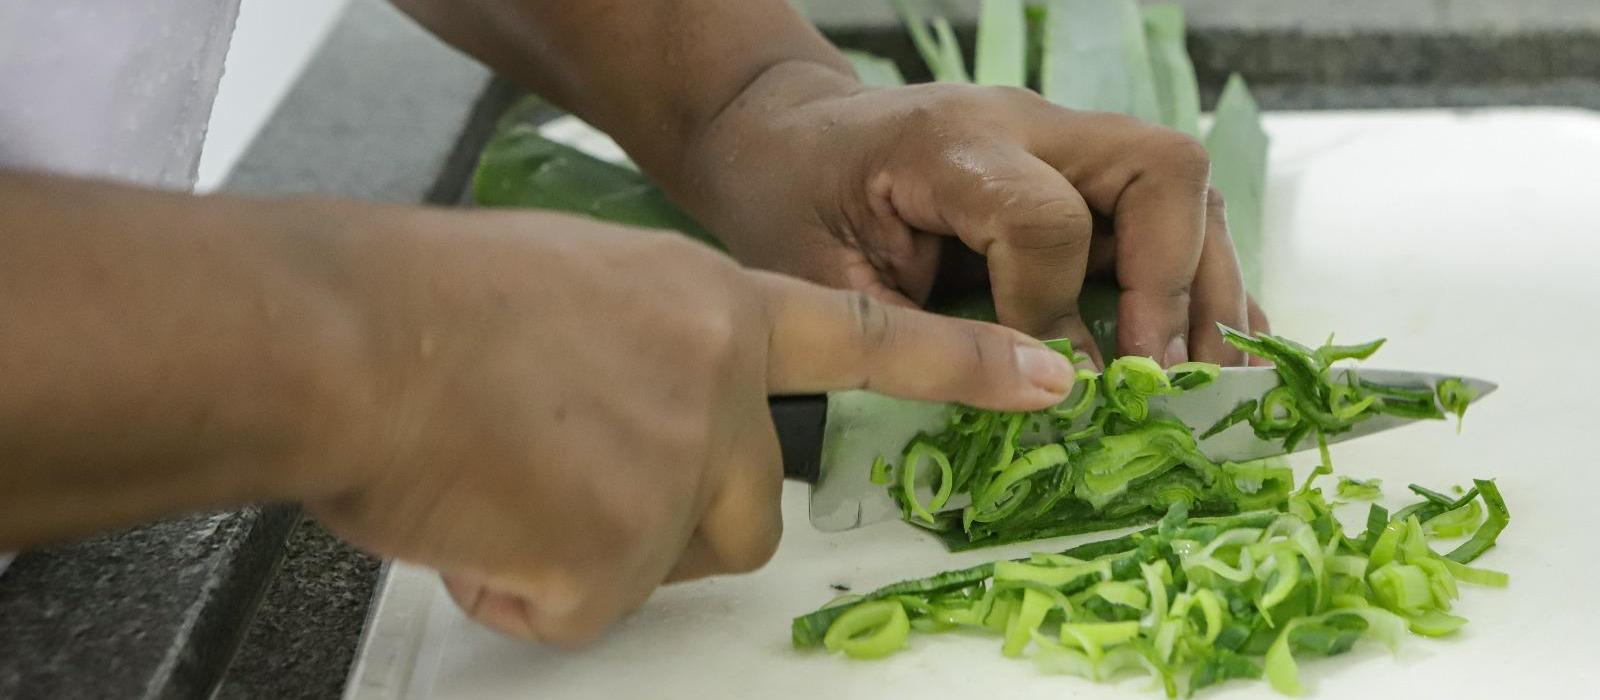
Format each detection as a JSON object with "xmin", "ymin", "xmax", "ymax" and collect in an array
[
  {"xmin": 0, "ymin": 171, "xmax": 373, "ymax": 548},
  {"xmin": 391, "ymin": 0, "xmax": 856, "ymax": 193}
]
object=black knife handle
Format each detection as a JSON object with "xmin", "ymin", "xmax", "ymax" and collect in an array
[{"xmin": 769, "ymin": 394, "xmax": 827, "ymax": 484}]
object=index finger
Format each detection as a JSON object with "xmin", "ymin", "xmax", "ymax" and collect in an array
[{"xmin": 752, "ymin": 270, "xmax": 1074, "ymax": 411}]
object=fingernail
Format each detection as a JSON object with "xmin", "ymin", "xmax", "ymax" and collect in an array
[
  {"xmin": 1164, "ymin": 335, "xmax": 1189, "ymax": 367},
  {"xmin": 1015, "ymin": 343, "xmax": 1074, "ymax": 395}
]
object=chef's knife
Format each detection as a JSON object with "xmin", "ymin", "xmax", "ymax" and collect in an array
[{"xmin": 770, "ymin": 366, "xmax": 1495, "ymax": 533}]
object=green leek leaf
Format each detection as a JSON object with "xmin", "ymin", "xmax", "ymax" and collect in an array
[
  {"xmin": 1141, "ymin": 4, "xmax": 1201, "ymax": 136},
  {"xmin": 472, "ymin": 107, "xmax": 721, "ymax": 250},
  {"xmin": 1039, "ymin": 0, "xmax": 1161, "ymax": 123},
  {"xmin": 976, "ymin": 0, "xmax": 1027, "ymax": 87},
  {"xmin": 1444, "ymin": 479, "xmax": 1510, "ymax": 564},
  {"xmin": 894, "ymin": 0, "xmax": 970, "ymax": 83},
  {"xmin": 1205, "ymin": 75, "xmax": 1270, "ymax": 298},
  {"xmin": 822, "ymin": 599, "xmax": 910, "ymax": 659},
  {"xmin": 843, "ymin": 49, "xmax": 907, "ymax": 87}
]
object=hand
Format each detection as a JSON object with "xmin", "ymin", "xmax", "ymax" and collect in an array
[
  {"xmin": 683, "ymin": 62, "xmax": 1270, "ymax": 367},
  {"xmin": 307, "ymin": 208, "xmax": 1075, "ymax": 646}
]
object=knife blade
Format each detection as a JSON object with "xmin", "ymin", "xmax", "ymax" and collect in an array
[{"xmin": 769, "ymin": 366, "xmax": 1496, "ymax": 533}]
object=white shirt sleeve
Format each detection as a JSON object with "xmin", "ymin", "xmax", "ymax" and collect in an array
[{"xmin": 0, "ymin": 0, "xmax": 242, "ymax": 191}]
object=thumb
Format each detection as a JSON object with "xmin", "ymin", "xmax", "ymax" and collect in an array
[{"xmin": 752, "ymin": 271, "xmax": 1074, "ymax": 411}]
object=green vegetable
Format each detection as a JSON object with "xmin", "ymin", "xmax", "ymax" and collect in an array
[
  {"xmin": 799, "ymin": 475, "xmax": 1510, "ymax": 696},
  {"xmin": 822, "ymin": 599, "xmax": 911, "ymax": 659},
  {"xmin": 1142, "ymin": 4, "xmax": 1201, "ymax": 137},
  {"xmin": 843, "ymin": 50, "xmax": 906, "ymax": 88},
  {"xmin": 802, "ymin": 326, "xmax": 1509, "ymax": 696},
  {"xmin": 799, "ymin": 473, "xmax": 1508, "ymax": 695},
  {"xmin": 900, "ymin": 441, "xmax": 955, "ymax": 525},
  {"xmin": 877, "ymin": 345, "xmax": 1297, "ymax": 550},
  {"xmin": 1422, "ymin": 499, "xmax": 1482, "ymax": 538},
  {"xmin": 1436, "ymin": 378, "xmax": 1477, "ymax": 432},
  {"xmin": 1205, "ymin": 75, "xmax": 1270, "ymax": 298},
  {"xmin": 792, "ymin": 562, "xmax": 995, "ymax": 649},
  {"xmin": 1040, "ymin": 0, "xmax": 1161, "ymax": 123},
  {"xmin": 1336, "ymin": 476, "xmax": 1383, "ymax": 501},
  {"xmin": 1218, "ymin": 326, "xmax": 1468, "ymax": 449},
  {"xmin": 1265, "ymin": 608, "xmax": 1405, "ymax": 695},
  {"xmin": 894, "ymin": 0, "xmax": 970, "ymax": 83},
  {"xmin": 1200, "ymin": 400, "xmax": 1257, "ymax": 439},
  {"xmin": 1444, "ymin": 479, "xmax": 1510, "ymax": 564},
  {"xmin": 975, "ymin": 0, "xmax": 1027, "ymax": 87},
  {"xmin": 471, "ymin": 105, "xmax": 720, "ymax": 250},
  {"xmin": 881, "ymin": 328, "xmax": 1465, "ymax": 550}
]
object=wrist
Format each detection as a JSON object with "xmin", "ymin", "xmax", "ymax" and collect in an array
[
  {"xmin": 243, "ymin": 200, "xmax": 407, "ymax": 506},
  {"xmin": 671, "ymin": 59, "xmax": 863, "ymax": 225},
  {"xmin": 684, "ymin": 57, "xmax": 862, "ymax": 158},
  {"xmin": 0, "ymin": 181, "xmax": 395, "ymax": 544}
]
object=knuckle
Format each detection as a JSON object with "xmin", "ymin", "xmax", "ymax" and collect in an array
[
  {"xmin": 998, "ymin": 198, "xmax": 1093, "ymax": 255},
  {"xmin": 689, "ymin": 310, "xmax": 740, "ymax": 363},
  {"xmin": 605, "ymin": 485, "xmax": 669, "ymax": 543},
  {"xmin": 674, "ymin": 420, "xmax": 718, "ymax": 465},
  {"xmin": 963, "ymin": 324, "xmax": 1006, "ymax": 380},
  {"xmin": 1095, "ymin": 111, "xmax": 1148, "ymax": 134},
  {"xmin": 1206, "ymin": 186, "xmax": 1228, "ymax": 211},
  {"xmin": 716, "ymin": 516, "xmax": 782, "ymax": 574},
  {"xmin": 901, "ymin": 83, "xmax": 995, "ymax": 133},
  {"xmin": 644, "ymin": 241, "xmax": 746, "ymax": 372},
  {"xmin": 845, "ymin": 291, "xmax": 894, "ymax": 353},
  {"xmin": 672, "ymin": 302, "xmax": 743, "ymax": 378},
  {"xmin": 529, "ymin": 575, "xmax": 610, "ymax": 648},
  {"xmin": 983, "ymin": 84, "xmax": 1041, "ymax": 107},
  {"xmin": 899, "ymin": 96, "xmax": 948, "ymax": 133},
  {"xmin": 539, "ymin": 615, "xmax": 608, "ymax": 649},
  {"xmin": 923, "ymin": 323, "xmax": 1004, "ymax": 404},
  {"xmin": 704, "ymin": 443, "xmax": 784, "ymax": 575},
  {"xmin": 1155, "ymin": 132, "xmax": 1213, "ymax": 186},
  {"xmin": 639, "ymin": 230, "xmax": 716, "ymax": 267}
]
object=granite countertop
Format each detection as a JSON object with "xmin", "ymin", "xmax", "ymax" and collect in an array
[{"xmin": 0, "ymin": 1, "xmax": 1595, "ymax": 698}]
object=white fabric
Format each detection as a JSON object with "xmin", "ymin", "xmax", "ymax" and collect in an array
[{"xmin": 0, "ymin": 0, "xmax": 242, "ymax": 189}]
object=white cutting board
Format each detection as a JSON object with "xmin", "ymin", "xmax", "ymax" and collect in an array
[{"xmin": 345, "ymin": 108, "xmax": 1600, "ymax": 700}]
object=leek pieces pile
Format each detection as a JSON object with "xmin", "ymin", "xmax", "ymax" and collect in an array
[
  {"xmin": 794, "ymin": 332, "xmax": 1510, "ymax": 697},
  {"xmin": 879, "ymin": 330, "xmax": 1474, "ymax": 550},
  {"xmin": 792, "ymin": 483, "xmax": 1509, "ymax": 697},
  {"xmin": 879, "ymin": 338, "xmax": 1293, "ymax": 551}
]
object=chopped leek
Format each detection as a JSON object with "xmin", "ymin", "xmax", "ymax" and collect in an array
[
  {"xmin": 880, "ymin": 329, "xmax": 1464, "ymax": 551},
  {"xmin": 1336, "ymin": 476, "xmax": 1383, "ymax": 501},
  {"xmin": 1436, "ymin": 378, "xmax": 1477, "ymax": 431},
  {"xmin": 802, "ymin": 327, "xmax": 1510, "ymax": 697},
  {"xmin": 821, "ymin": 599, "xmax": 910, "ymax": 660},
  {"xmin": 798, "ymin": 476, "xmax": 1511, "ymax": 696}
]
